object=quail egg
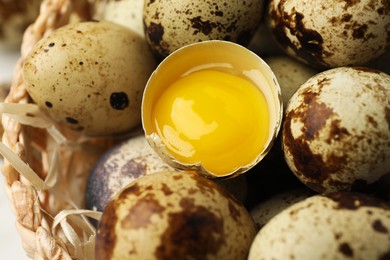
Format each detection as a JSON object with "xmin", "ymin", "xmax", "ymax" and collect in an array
[
  {"xmin": 23, "ymin": 21, "xmax": 157, "ymax": 136},
  {"xmin": 143, "ymin": 0, "xmax": 264, "ymax": 58},
  {"xmin": 141, "ymin": 40, "xmax": 282, "ymax": 178},
  {"xmin": 96, "ymin": 171, "xmax": 257, "ymax": 259},
  {"xmin": 267, "ymin": 0, "xmax": 390, "ymax": 68},
  {"xmin": 282, "ymin": 66, "xmax": 390, "ymax": 193},
  {"xmin": 248, "ymin": 192, "xmax": 390, "ymax": 259}
]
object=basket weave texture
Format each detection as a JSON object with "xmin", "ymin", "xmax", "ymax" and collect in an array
[{"xmin": 1, "ymin": 1, "xmax": 121, "ymax": 259}]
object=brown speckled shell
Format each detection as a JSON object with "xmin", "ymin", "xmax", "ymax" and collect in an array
[
  {"xmin": 96, "ymin": 171, "xmax": 257, "ymax": 260},
  {"xmin": 143, "ymin": 0, "xmax": 264, "ymax": 58},
  {"xmin": 267, "ymin": 0, "xmax": 390, "ymax": 68},
  {"xmin": 282, "ymin": 67, "xmax": 390, "ymax": 193},
  {"xmin": 248, "ymin": 192, "xmax": 390, "ymax": 259},
  {"xmin": 23, "ymin": 21, "xmax": 157, "ymax": 136},
  {"xmin": 85, "ymin": 134, "xmax": 173, "ymax": 212}
]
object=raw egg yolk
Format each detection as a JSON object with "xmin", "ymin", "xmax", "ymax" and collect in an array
[{"xmin": 152, "ymin": 69, "xmax": 270, "ymax": 175}]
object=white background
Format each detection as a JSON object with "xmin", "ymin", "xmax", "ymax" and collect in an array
[{"xmin": 0, "ymin": 47, "xmax": 30, "ymax": 259}]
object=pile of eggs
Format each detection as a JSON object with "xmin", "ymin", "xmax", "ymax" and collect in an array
[{"xmin": 19, "ymin": 0, "xmax": 390, "ymax": 259}]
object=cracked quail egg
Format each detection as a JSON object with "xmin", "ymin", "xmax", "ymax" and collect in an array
[
  {"xmin": 96, "ymin": 171, "xmax": 257, "ymax": 259},
  {"xmin": 267, "ymin": 0, "xmax": 390, "ymax": 68},
  {"xmin": 248, "ymin": 192, "xmax": 390, "ymax": 260},
  {"xmin": 282, "ymin": 66, "xmax": 390, "ymax": 193},
  {"xmin": 143, "ymin": 0, "xmax": 264, "ymax": 58},
  {"xmin": 23, "ymin": 21, "xmax": 157, "ymax": 136},
  {"xmin": 141, "ymin": 41, "xmax": 283, "ymax": 178}
]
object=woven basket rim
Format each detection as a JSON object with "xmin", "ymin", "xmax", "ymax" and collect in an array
[{"xmin": 0, "ymin": 1, "xmax": 111, "ymax": 259}]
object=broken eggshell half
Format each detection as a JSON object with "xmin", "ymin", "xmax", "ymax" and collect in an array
[{"xmin": 141, "ymin": 40, "xmax": 283, "ymax": 179}]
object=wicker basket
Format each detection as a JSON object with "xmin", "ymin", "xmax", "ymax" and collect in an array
[{"xmin": 1, "ymin": 1, "xmax": 123, "ymax": 259}]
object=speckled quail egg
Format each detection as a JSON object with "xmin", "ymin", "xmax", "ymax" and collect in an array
[
  {"xmin": 250, "ymin": 187, "xmax": 314, "ymax": 230},
  {"xmin": 282, "ymin": 66, "xmax": 390, "ymax": 193},
  {"xmin": 93, "ymin": 0, "xmax": 145, "ymax": 38},
  {"xmin": 267, "ymin": 0, "xmax": 390, "ymax": 68},
  {"xmin": 23, "ymin": 21, "xmax": 157, "ymax": 136},
  {"xmin": 265, "ymin": 55, "xmax": 318, "ymax": 109},
  {"xmin": 85, "ymin": 134, "xmax": 173, "ymax": 213},
  {"xmin": 0, "ymin": 0, "xmax": 40, "ymax": 50},
  {"xmin": 248, "ymin": 192, "xmax": 390, "ymax": 260},
  {"xmin": 96, "ymin": 171, "xmax": 257, "ymax": 260},
  {"xmin": 143, "ymin": 0, "xmax": 264, "ymax": 58}
]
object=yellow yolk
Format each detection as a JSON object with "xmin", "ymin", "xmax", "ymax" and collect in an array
[{"xmin": 152, "ymin": 69, "xmax": 270, "ymax": 175}]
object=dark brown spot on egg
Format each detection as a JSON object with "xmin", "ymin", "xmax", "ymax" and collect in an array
[
  {"xmin": 352, "ymin": 24, "xmax": 368, "ymax": 39},
  {"xmin": 118, "ymin": 183, "xmax": 142, "ymax": 198},
  {"xmin": 283, "ymin": 89, "xmax": 347, "ymax": 191},
  {"xmin": 65, "ymin": 117, "xmax": 79, "ymax": 124},
  {"xmin": 96, "ymin": 201, "xmax": 118, "ymax": 260},
  {"xmin": 326, "ymin": 119, "xmax": 350, "ymax": 143},
  {"xmin": 146, "ymin": 22, "xmax": 164, "ymax": 44},
  {"xmin": 341, "ymin": 14, "xmax": 353, "ymax": 22},
  {"xmin": 326, "ymin": 191, "xmax": 390, "ymax": 210},
  {"xmin": 190, "ymin": 16, "xmax": 216, "ymax": 35},
  {"xmin": 366, "ymin": 115, "xmax": 378, "ymax": 127},
  {"xmin": 372, "ymin": 219, "xmax": 388, "ymax": 233},
  {"xmin": 339, "ymin": 242, "xmax": 354, "ymax": 257},
  {"xmin": 110, "ymin": 92, "xmax": 129, "ymax": 110},
  {"xmin": 48, "ymin": 42, "xmax": 55, "ymax": 47},
  {"xmin": 45, "ymin": 101, "xmax": 53, "ymax": 108},
  {"xmin": 155, "ymin": 197, "xmax": 224, "ymax": 259},
  {"xmin": 342, "ymin": 0, "xmax": 360, "ymax": 10},
  {"xmin": 121, "ymin": 193, "xmax": 165, "ymax": 229},
  {"xmin": 269, "ymin": 3, "xmax": 330, "ymax": 68},
  {"xmin": 161, "ymin": 183, "xmax": 173, "ymax": 196},
  {"xmin": 121, "ymin": 158, "xmax": 146, "ymax": 180}
]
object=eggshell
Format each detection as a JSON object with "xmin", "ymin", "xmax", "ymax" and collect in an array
[
  {"xmin": 248, "ymin": 192, "xmax": 390, "ymax": 260},
  {"xmin": 23, "ymin": 21, "xmax": 157, "ymax": 136},
  {"xmin": 282, "ymin": 67, "xmax": 390, "ymax": 193},
  {"xmin": 85, "ymin": 134, "xmax": 173, "ymax": 212},
  {"xmin": 93, "ymin": 0, "xmax": 145, "ymax": 38},
  {"xmin": 96, "ymin": 171, "xmax": 257, "ymax": 259},
  {"xmin": 143, "ymin": 0, "xmax": 264, "ymax": 58},
  {"xmin": 267, "ymin": 0, "xmax": 390, "ymax": 68},
  {"xmin": 141, "ymin": 40, "xmax": 283, "ymax": 179}
]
